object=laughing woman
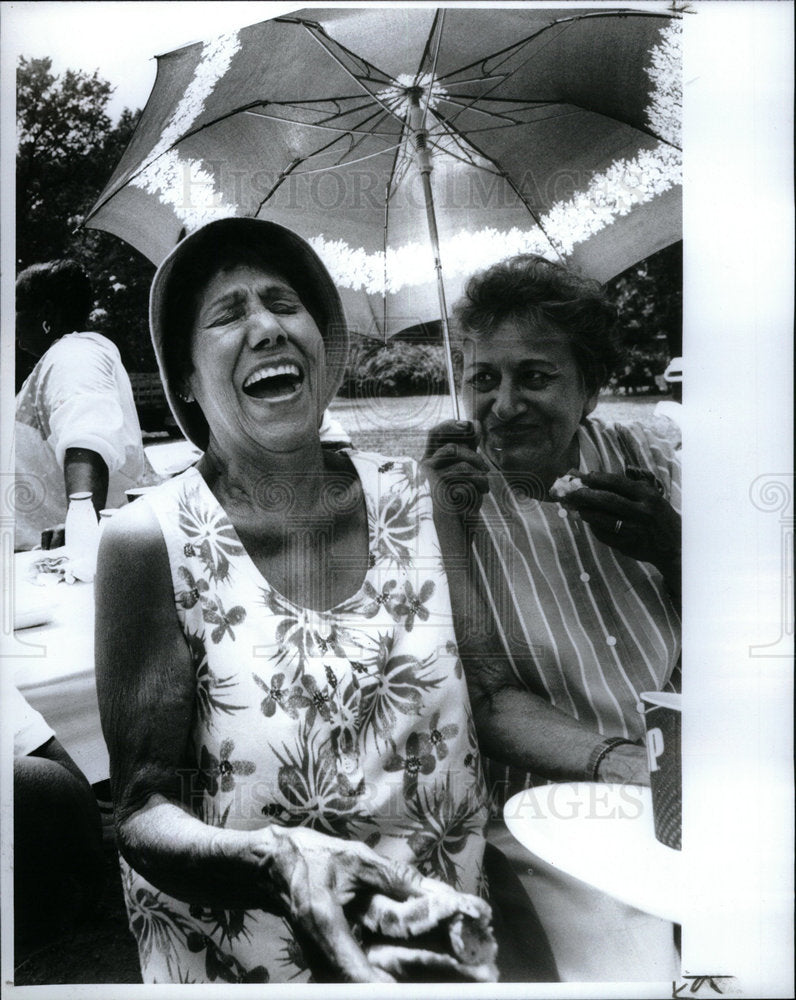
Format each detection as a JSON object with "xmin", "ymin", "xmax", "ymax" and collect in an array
[{"xmin": 94, "ymin": 219, "xmax": 505, "ymax": 985}]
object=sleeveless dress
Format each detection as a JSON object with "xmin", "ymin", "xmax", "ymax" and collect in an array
[{"xmin": 120, "ymin": 452, "xmax": 489, "ymax": 984}]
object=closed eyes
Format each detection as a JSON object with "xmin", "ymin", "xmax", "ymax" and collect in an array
[{"xmin": 204, "ymin": 290, "xmax": 301, "ymax": 327}]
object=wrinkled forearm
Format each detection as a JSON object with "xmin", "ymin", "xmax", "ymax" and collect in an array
[
  {"xmin": 464, "ymin": 654, "xmax": 649, "ymax": 784},
  {"xmin": 467, "ymin": 681, "xmax": 603, "ymax": 782},
  {"xmin": 117, "ymin": 794, "xmax": 287, "ymax": 912}
]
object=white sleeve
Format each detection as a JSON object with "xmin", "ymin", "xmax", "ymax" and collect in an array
[
  {"xmin": 43, "ymin": 337, "xmax": 127, "ymax": 473},
  {"xmin": 11, "ymin": 686, "xmax": 55, "ymax": 756}
]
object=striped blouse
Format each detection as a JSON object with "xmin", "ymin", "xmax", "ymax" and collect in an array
[{"xmin": 471, "ymin": 418, "xmax": 681, "ymax": 759}]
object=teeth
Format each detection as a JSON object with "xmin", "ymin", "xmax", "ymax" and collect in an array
[{"xmin": 243, "ymin": 363, "xmax": 300, "ymax": 389}]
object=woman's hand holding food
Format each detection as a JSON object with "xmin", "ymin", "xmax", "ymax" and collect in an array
[
  {"xmin": 247, "ymin": 824, "xmax": 496, "ymax": 982},
  {"xmin": 551, "ymin": 466, "xmax": 681, "ymax": 600},
  {"xmin": 422, "ymin": 420, "xmax": 489, "ymax": 517}
]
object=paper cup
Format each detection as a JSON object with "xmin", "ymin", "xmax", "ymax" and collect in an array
[{"xmin": 640, "ymin": 691, "xmax": 682, "ymax": 851}]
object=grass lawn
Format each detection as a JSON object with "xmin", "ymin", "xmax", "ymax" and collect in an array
[{"xmin": 329, "ymin": 392, "xmax": 672, "ymax": 460}]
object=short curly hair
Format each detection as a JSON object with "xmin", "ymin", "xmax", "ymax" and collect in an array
[
  {"xmin": 454, "ymin": 254, "xmax": 622, "ymax": 396},
  {"xmin": 15, "ymin": 259, "xmax": 93, "ymax": 333}
]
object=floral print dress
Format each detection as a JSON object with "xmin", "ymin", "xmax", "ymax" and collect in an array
[{"xmin": 120, "ymin": 452, "xmax": 488, "ymax": 984}]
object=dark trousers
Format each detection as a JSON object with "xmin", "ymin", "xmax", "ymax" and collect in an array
[
  {"xmin": 485, "ymin": 841, "xmax": 560, "ymax": 982},
  {"xmin": 14, "ymin": 755, "xmax": 104, "ymax": 949}
]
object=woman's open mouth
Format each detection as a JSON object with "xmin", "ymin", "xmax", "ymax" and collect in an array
[{"xmin": 242, "ymin": 362, "xmax": 303, "ymax": 401}]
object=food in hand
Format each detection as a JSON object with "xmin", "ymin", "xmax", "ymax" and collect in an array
[
  {"xmin": 447, "ymin": 910, "xmax": 498, "ymax": 969},
  {"xmin": 550, "ymin": 472, "xmax": 585, "ymax": 499},
  {"xmin": 359, "ymin": 892, "xmax": 498, "ymax": 982}
]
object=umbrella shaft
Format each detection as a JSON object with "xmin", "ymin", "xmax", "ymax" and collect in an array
[
  {"xmin": 408, "ymin": 94, "xmax": 460, "ymax": 419},
  {"xmin": 435, "ymin": 292, "xmax": 462, "ymax": 423},
  {"xmin": 418, "ymin": 170, "xmax": 461, "ymax": 421}
]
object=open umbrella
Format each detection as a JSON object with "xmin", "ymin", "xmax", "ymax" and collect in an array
[{"xmin": 85, "ymin": 5, "xmax": 682, "ymax": 416}]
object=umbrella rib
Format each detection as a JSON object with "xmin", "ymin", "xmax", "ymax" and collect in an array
[
  {"xmin": 436, "ymin": 10, "xmax": 679, "ymax": 145},
  {"xmin": 113, "ymin": 68, "xmax": 402, "ymax": 214},
  {"xmin": 253, "ymin": 159, "xmax": 303, "ymax": 214},
  {"xmin": 242, "ymin": 105, "xmax": 399, "ymax": 138},
  {"xmin": 432, "ymin": 112, "xmax": 568, "ymax": 264},
  {"xmin": 326, "ymin": 109, "xmax": 405, "ymax": 164},
  {"xmin": 497, "ymin": 172, "xmax": 568, "ymax": 266},
  {"xmin": 287, "ymin": 142, "xmax": 405, "ymax": 177},
  {"xmin": 425, "ymin": 125, "xmax": 507, "ymax": 173},
  {"xmin": 431, "ymin": 74, "xmax": 510, "ymax": 89},
  {"xmin": 424, "ymin": 103, "xmax": 583, "ymax": 168},
  {"xmin": 415, "ymin": 7, "xmax": 445, "ymax": 85},
  {"xmin": 440, "ymin": 96, "xmax": 680, "ymax": 149},
  {"xmin": 427, "ymin": 138, "xmax": 501, "ymax": 173},
  {"xmin": 423, "ymin": 112, "xmax": 494, "ymax": 167},
  {"xmin": 419, "ymin": 8, "xmax": 445, "ymax": 121},
  {"xmin": 285, "ymin": 99, "xmax": 404, "ymax": 170},
  {"xmin": 443, "ymin": 94, "xmax": 580, "ymax": 110},
  {"xmin": 251, "ymin": 129, "xmax": 402, "ymax": 213},
  {"xmin": 562, "ymin": 103, "xmax": 680, "ymax": 149},
  {"xmin": 105, "ymin": 96, "xmax": 386, "ymax": 192},
  {"xmin": 438, "ymin": 96, "xmax": 579, "ymax": 126},
  {"xmin": 252, "ymin": 94, "xmax": 390, "ymax": 122},
  {"xmin": 296, "ymin": 19, "xmax": 415, "ymax": 128},
  {"xmin": 277, "ymin": 15, "xmax": 395, "ymax": 88},
  {"xmin": 436, "ymin": 9, "xmax": 676, "ymax": 89},
  {"xmin": 254, "ymin": 94, "xmax": 380, "ymax": 109},
  {"xmin": 245, "ymin": 99, "xmax": 402, "ymax": 186}
]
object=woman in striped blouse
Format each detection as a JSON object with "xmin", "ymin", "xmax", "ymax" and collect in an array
[{"xmin": 424, "ymin": 253, "xmax": 681, "ymax": 796}]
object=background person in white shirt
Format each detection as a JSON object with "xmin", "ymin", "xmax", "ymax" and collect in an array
[{"xmin": 14, "ymin": 259, "xmax": 158, "ymax": 550}]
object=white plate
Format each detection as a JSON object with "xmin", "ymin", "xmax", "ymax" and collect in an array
[{"xmin": 504, "ymin": 783, "xmax": 682, "ymax": 923}]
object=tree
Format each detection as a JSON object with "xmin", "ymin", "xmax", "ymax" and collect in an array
[
  {"xmin": 605, "ymin": 241, "xmax": 682, "ymax": 389},
  {"xmin": 16, "ymin": 57, "xmax": 155, "ymax": 388},
  {"xmin": 606, "ymin": 243, "xmax": 683, "ymax": 392}
]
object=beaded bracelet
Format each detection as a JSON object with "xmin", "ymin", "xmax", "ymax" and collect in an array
[{"xmin": 587, "ymin": 737, "xmax": 640, "ymax": 782}]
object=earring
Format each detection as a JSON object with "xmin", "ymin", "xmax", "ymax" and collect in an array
[
  {"xmin": 42, "ymin": 320, "xmax": 51, "ymax": 335},
  {"xmin": 178, "ymin": 387, "xmax": 195, "ymax": 403}
]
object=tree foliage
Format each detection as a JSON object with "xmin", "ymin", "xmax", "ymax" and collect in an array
[
  {"xmin": 340, "ymin": 342, "xmax": 450, "ymax": 398},
  {"xmin": 605, "ymin": 241, "xmax": 682, "ymax": 390},
  {"xmin": 15, "ymin": 57, "xmax": 155, "ymax": 388}
]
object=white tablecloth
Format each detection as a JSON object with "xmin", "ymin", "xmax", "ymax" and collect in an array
[{"xmin": 10, "ymin": 551, "xmax": 107, "ymax": 784}]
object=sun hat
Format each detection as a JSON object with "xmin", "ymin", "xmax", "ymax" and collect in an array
[{"xmin": 149, "ymin": 217, "xmax": 349, "ymax": 450}]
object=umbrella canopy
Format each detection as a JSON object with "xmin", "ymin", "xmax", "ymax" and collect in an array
[{"xmin": 85, "ymin": 5, "xmax": 682, "ymax": 343}]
